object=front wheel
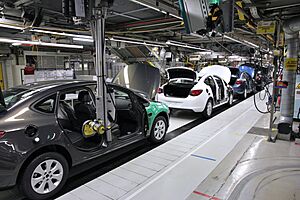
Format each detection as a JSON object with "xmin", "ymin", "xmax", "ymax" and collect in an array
[
  {"xmin": 228, "ymin": 92, "xmax": 233, "ymax": 107},
  {"xmin": 19, "ymin": 152, "xmax": 69, "ymax": 200},
  {"xmin": 149, "ymin": 116, "xmax": 167, "ymax": 143},
  {"xmin": 202, "ymin": 99, "xmax": 213, "ymax": 118}
]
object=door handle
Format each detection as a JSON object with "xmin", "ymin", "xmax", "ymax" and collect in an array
[{"xmin": 25, "ymin": 125, "xmax": 38, "ymax": 137}]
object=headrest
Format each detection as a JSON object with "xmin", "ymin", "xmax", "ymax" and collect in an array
[
  {"xmin": 78, "ymin": 91, "xmax": 91, "ymax": 102},
  {"xmin": 60, "ymin": 94, "xmax": 66, "ymax": 100}
]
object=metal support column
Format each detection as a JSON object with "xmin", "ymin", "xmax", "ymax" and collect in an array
[
  {"xmin": 278, "ymin": 16, "xmax": 300, "ymax": 136},
  {"xmin": 93, "ymin": 0, "xmax": 112, "ymax": 143}
]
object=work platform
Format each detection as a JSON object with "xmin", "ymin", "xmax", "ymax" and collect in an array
[{"xmin": 57, "ymin": 94, "xmax": 270, "ymax": 200}]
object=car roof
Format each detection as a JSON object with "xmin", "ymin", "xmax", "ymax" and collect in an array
[
  {"xmin": 14, "ymin": 80, "xmax": 96, "ymax": 91},
  {"xmin": 11, "ymin": 80, "xmax": 143, "ymax": 98}
]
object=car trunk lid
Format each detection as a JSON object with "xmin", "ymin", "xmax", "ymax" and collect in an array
[
  {"xmin": 113, "ymin": 63, "xmax": 160, "ymax": 99},
  {"xmin": 167, "ymin": 67, "xmax": 197, "ymax": 80}
]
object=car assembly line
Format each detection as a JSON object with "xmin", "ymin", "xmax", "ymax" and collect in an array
[{"xmin": 0, "ymin": 0, "xmax": 299, "ymax": 200}]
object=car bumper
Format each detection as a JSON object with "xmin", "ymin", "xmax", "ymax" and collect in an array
[
  {"xmin": 233, "ymin": 85, "xmax": 245, "ymax": 95},
  {"xmin": 0, "ymin": 139, "xmax": 26, "ymax": 188},
  {"xmin": 0, "ymin": 155, "xmax": 21, "ymax": 188},
  {"xmin": 156, "ymin": 94, "xmax": 206, "ymax": 113}
]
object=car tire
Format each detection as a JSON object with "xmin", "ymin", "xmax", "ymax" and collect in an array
[
  {"xmin": 202, "ymin": 99, "xmax": 213, "ymax": 118},
  {"xmin": 228, "ymin": 92, "xmax": 234, "ymax": 107},
  {"xmin": 149, "ymin": 116, "xmax": 167, "ymax": 143},
  {"xmin": 239, "ymin": 89, "xmax": 247, "ymax": 100},
  {"xmin": 19, "ymin": 152, "xmax": 69, "ymax": 200}
]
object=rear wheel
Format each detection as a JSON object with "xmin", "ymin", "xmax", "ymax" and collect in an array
[
  {"xmin": 202, "ymin": 99, "xmax": 213, "ymax": 118},
  {"xmin": 149, "ymin": 116, "xmax": 167, "ymax": 143},
  {"xmin": 20, "ymin": 152, "xmax": 69, "ymax": 200},
  {"xmin": 239, "ymin": 89, "xmax": 247, "ymax": 100}
]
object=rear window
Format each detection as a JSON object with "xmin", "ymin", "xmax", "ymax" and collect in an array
[
  {"xmin": 169, "ymin": 79, "xmax": 195, "ymax": 84},
  {"xmin": 229, "ymin": 68, "xmax": 240, "ymax": 86},
  {"xmin": 0, "ymin": 88, "xmax": 35, "ymax": 113}
]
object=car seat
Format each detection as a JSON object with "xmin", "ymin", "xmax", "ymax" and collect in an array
[
  {"xmin": 75, "ymin": 91, "xmax": 96, "ymax": 128},
  {"xmin": 58, "ymin": 94, "xmax": 79, "ymax": 131}
]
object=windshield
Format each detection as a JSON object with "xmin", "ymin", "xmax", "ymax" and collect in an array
[{"xmin": 0, "ymin": 88, "xmax": 32, "ymax": 113}]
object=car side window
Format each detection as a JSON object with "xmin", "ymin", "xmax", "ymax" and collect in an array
[
  {"xmin": 34, "ymin": 94, "xmax": 56, "ymax": 114},
  {"xmin": 114, "ymin": 88, "xmax": 133, "ymax": 110},
  {"xmin": 214, "ymin": 76, "xmax": 223, "ymax": 88}
]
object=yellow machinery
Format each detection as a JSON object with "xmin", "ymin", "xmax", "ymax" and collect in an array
[{"xmin": 82, "ymin": 120, "xmax": 106, "ymax": 138}]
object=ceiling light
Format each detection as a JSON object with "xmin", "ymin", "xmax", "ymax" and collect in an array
[
  {"xmin": 224, "ymin": 35, "xmax": 259, "ymax": 49},
  {"xmin": 130, "ymin": 0, "xmax": 161, "ymax": 12},
  {"xmin": 12, "ymin": 43, "xmax": 22, "ymax": 46},
  {"xmin": 130, "ymin": 0, "xmax": 181, "ymax": 20},
  {"xmin": 0, "ymin": 37, "xmax": 83, "ymax": 49},
  {"xmin": 31, "ymin": 29, "xmax": 92, "ymax": 39},
  {"xmin": 110, "ymin": 37, "xmax": 165, "ymax": 47},
  {"xmin": 169, "ymin": 14, "xmax": 183, "ymax": 20},
  {"xmin": 166, "ymin": 40, "xmax": 207, "ymax": 51},
  {"xmin": 243, "ymin": 40, "xmax": 259, "ymax": 49},
  {"xmin": 73, "ymin": 38, "xmax": 94, "ymax": 42},
  {"xmin": 0, "ymin": 23, "xmax": 24, "ymax": 30}
]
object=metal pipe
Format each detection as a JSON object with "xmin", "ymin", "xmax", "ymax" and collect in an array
[
  {"xmin": 264, "ymin": 3, "xmax": 300, "ymax": 11},
  {"xmin": 109, "ymin": 11, "xmax": 141, "ymax": 21},
  {"xmin": 107, "ymin": 7, "xmax": 149, "ymax": 18},
  {"xmin": 279, "ymin": 16, "xmax": 300, "ymax": 135},
  {"xmin": 279, "ymin": 33, "xmax": 298, "ymax": 122},
  {"xmin": 283, "ymin": 16, "xmax": 300, "ymax": 35},
  {"xmin": 94, "ymin": 5, "xmax": 112, "ymax": 143}
]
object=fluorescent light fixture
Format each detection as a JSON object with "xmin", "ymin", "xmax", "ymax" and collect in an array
[
  {"xmin": 73, "ymin": 38, "xmax": 94, "ymax": 43},
  {"xmin": 224, "ymin": 35, "xmax": 260, "ymax": 49},
  {"xmin": 0, "ymin": 23, "xmax": 24, "ymax": 30},
  {"xmin": 243, "ymin": 40, "xmax": 259, "ymax": 48},
  {"xmin": 130, "ymin": 0, "xmax": 182, "ymax": 19},
  {"xmin": 0, "ymin": 37, "xmax": 83, "ymax": 49},
  {"xmin": 197, "ymin": 51, "xmax": 213, "ymax": 55},
  {"xmin": 31, "ymin": 29, "xmax": 92, "ymax": 39},
  {"xmin": 130, "ymin": 0, "xmax": 161, "ymax": 12},
  {"xmin": 169, "ymin": 14, "xmax": 183, "ymax": 20},
  {"xmin": 12, "ymin": 43, "xmax": 22, "ymax": 46},
  {"xmin": 166, "ymin": 40, "xmax": 207, "ymax": 51},
  {"xmin": 110, "ymin": 37, "xmax": 165, "ymax": 47}
]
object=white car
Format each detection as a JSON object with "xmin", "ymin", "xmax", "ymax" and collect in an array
[{"xmin": 156, "ymin": 65, "xmax": 234, "ymax": 118}]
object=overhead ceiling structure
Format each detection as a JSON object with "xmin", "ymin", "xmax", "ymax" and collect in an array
[{"xmin": 0, "ymin": 0, "xmax": 299, "ymax": 58}]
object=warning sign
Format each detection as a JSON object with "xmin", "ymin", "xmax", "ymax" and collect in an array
[
  {"xmin": 285, "ymin": 58, "xmax": 298, "ymax": 71},
  {"xmin": 257, "ymin": 21, "xmax": 276, "ymax": 35}
]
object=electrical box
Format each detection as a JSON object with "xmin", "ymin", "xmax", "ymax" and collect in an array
[{"xmin": 179, "ymin": 0, "xmax": 210, "ymax": 34}]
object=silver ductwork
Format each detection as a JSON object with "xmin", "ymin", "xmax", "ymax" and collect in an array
[{"xmin": 278, "ymin": 16, "xmax": 300, "ymax": 135}]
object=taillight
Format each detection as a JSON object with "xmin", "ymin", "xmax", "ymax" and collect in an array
[
  {"xmin": 190, "ymin": 89, "xmax": 203, "ymax": 96},
  {"xmin": 0, "ymin": 131, "xmax": 5, "ymax": 139},
  {"xmin": 157, "ymin": 88, "xmax": 163, "ymax": 94},
  {"xmin": 235, "ymin": 80, "xmax": 243, "ymax": 85}
]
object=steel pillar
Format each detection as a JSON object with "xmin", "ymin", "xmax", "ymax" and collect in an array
[
  {"xmin": 278, "ymin": 17, "xmax": 300, "ymax": 136},
  {"xmin": 93, "ymin": 1, "xmax": 112, "ymax": 143}
]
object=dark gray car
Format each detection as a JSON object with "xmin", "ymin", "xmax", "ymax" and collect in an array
[{"xmin": 0, "ymin": 80, "xmax": 169, "ymax": 200}]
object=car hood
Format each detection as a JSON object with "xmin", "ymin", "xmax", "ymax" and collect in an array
[
  {"xmin": 239, "ymin": 65, "xmax": 255, "ymax": 78},
  {"xmin": 167, "ymin": 67, "xmax": 197, "ymax": 80},
  {"xmin": 199, "ymin": 65, "xmax": 231, "ymax": 83},
  {"xmin": 113, "ymin": 63, "xmax": 160, "ymax": 99}
]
